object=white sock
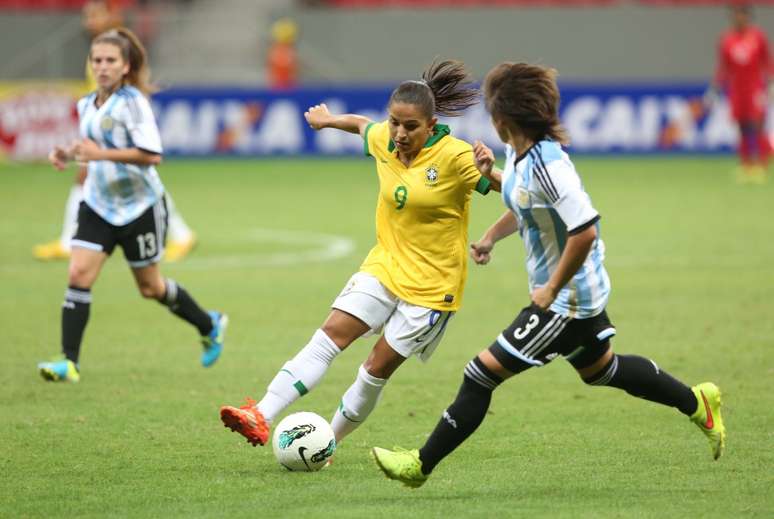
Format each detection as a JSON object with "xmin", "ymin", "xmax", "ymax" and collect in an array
[
  {"xmin": 257, "ymin": 329, "xmax": 341, "ymax": 423},
  {"xmin": 60, "ymin": 184, "xmax": 83, "ymax": 251},
  {"xmin": 331, "ymin": 364, "xmax": 387, "ymax": 443},
  {"xmin": 165, "ymin": 193, "xmax": 193, "ymax": 242}
]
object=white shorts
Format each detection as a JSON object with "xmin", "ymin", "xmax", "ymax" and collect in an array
[{"xmin": 332, "ymin": 272, "xmax": 454, "ymax": 362}]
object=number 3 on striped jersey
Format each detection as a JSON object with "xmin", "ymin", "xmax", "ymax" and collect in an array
[
  {"xmin": 394, "ymin": 185, "xmax": 408, "ymax": 210},
  {"xmin": 514, "ymin": 313, "xmax": 539, "ymax": 340}
]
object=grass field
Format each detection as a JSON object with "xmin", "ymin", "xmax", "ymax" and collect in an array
[{"xmin": 1, "ymin": 157, "xmax": 772, "ymax": 518}]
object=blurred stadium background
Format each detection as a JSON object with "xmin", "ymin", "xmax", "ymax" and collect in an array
[
  {"xmin": 1, "ymin": 0, "xmax": 773, "ymax": 161},
  {"xmin": 2, "ymin": 2, "xmax": 773, "ymax": 518}
]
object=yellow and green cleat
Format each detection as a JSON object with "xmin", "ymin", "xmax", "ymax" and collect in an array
[
  {"xmin": 164, "ymin": 234, "xmax": 197, "ymax": 263},
  {"xmin": 735, "ymin": 165, "xmax": 768, "ymax": 185},
  {"xmin": 38, "ymin": 357, "xmax": 80, "ymax": 383},
  {"xmin": 690, "ymin": 382, "xmax": 725, "ymax": 460},
  {"xmin": 371, "ymin": 447, "xmax": 428, "ymax": 488},
  {"xmin": 32, "ymin": 240, "xmax": 70, "ymax": 261}
]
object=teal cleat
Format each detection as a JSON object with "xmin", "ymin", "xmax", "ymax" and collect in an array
[
  {"xmin": 371, "ymin": 447, "xmax": 428, "ymax": 488},
  {"xmin": 38, "ymin": 357, "xmax": 80, "ymax": 383},
  {"xmin": 201, "ymin": 311, "xmax": 228, "ymax": 367}
]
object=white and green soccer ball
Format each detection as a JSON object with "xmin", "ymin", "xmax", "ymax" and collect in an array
[{"xmin": 272, "ymin": 412, "xmax": 336, "ymax": 471}]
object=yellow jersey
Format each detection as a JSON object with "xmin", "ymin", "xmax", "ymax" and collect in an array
[{"xmin": 360, "ymin": 121, "xmax": 491, "ymax": 311}]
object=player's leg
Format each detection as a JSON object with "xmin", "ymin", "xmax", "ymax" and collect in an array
[
  {"xmin": 163, "ymin": 192, "xmax": 197, "ymax": 263},
  {"xmin": 256, "ymin": 308, "xmax": 375, "ymax": 424},
  {"xmin": 130, "ymin": 263, "xmax": 224, "ymax": 362},
  {"xmin": 38, "ymin": 202, "xmax": 112, "ymax": 382},
  {"xmin": 220, "ymin": 272, "xmax": 392, "ymax": 446},
  {"xmin": 62, "ymin": 168, "xmax": 87, "ymax": 250},
  {"xmin": 567, "ymin": 312, "xmax": 724, "ymax": 459},
  {"xmin": 33, "ymin": 168, "xmax": 86, "ymax": 261},
  {"xmin": 752, "ymin": 118, "xmax": 770, "ymax": 173},
  {"xmin": 749, "ymin": 88, "xmax": 769, "ymax": 171},
  {"xmin": 221, "ymin": 309, "xmax": 370, "ymax": 447},
  {"xmin": 330, "ymin": 336, "xmax": 404, "ymax": 443},
  {"xmin": 730, "ymin": 95, "xmax": 754, "ymax": 177},
  {"xmin": 373, "ymin": 303, "xmax": 565, "ymax": 487},
  {"xmin": 734, "ymin": 90, "xmax": 768, "ymax": 182},
  {"xmin": 372, "ymin": 348, "xmax": 515, "ymax": 488},
  {"xmin": 738, "ymin": 121, "xmax": 755, "ymax": 171},
  {"xmin": 331, "ymin": 304, "xmax": 452, "ymax": 443},
  {"xmin": 124, "ymin": 199, "xmax": 224, "ymax": 367},
  {"xmin": 736, "ymin": 119, "xmax": 767, "ymax": 183},
  {"xmin": 573, "ymin": 347, "xmax": 697, "ymax": 412}
]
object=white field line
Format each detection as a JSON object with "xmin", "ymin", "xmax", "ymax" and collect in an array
[
  {"xmin": 171, "ymin": 228, "xmax": 356, "ymax": 270},
  {"xmin": 0, "ymin": 229, "xmax": 356, "ymax": 273}
]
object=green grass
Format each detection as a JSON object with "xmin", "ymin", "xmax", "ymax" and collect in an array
[{"xmin": 1, "ymin": 157, "xmax": 772, "ymax": 518}]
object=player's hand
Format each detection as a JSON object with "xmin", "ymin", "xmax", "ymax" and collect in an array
[
  {"xmin": 473, "ymin": 140, "xmax": 494, "ymax": 177},
  {"xmin": 48, "ymin": 145, "xmax": 71, "ymax": 171},
  {"xmin": 304, "ymin": 103, "xmax": 332, "ymax": 130},
  {"xmin": 531, "ymin": 285, "xmax": 557, "ymax": 311},
  {"xmin": 470, "ymin": 237, "xmax": 494, "ymax": 265},
  {"xmin": 73, "ymin": 139, "xmax": 101, "ymax": 162}
]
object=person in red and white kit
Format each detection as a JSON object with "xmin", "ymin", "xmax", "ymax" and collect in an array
[{"xmin": 707, "ymin": 3, "xmax": 772, "ymax": 183}]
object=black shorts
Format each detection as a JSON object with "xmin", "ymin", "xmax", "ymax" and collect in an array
[
  {"xmin": 71, "ymin": 199, "xmax": 168, "ymax": 267},
  {"xmin": 490, "ymin": 303, "xmax": 616, "ymax": 373}
]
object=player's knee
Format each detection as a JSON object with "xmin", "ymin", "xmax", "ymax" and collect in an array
[
  {"xmin": 137, "ymin": 280, "xmax": 164, "ymax": 300},
  {"xmin": 67, "ymin": 264, "xmax": 93, "ymax": 287},
  {"xmin": 361, "ymin": 360, "xmax": 383, "ymax": 379},
  {"xmin": 581, "ymin": 353, "xmax": 619, "ymax": 386},
  {"xmin": 321, "ymin": 321, "xmax": 358, "ymax": 349},
  {"xmin": 573, "ymin": 345, "xmax": 614, "ymax": 384},
  {"xmin": 462, "ymin": 356, "xmax": 504, "ymax": 393},
  {"xmin": 361, "ymin": 346, "xmax": 405, "ymax": 379}
]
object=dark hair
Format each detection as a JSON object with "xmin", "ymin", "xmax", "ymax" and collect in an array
[
  {"xmin": 483, "ymin": 62, "xmax": 568, "ymax": 145},
  {"xmin": 389, "ymin": 58, "xmax": 478, "ymax": 119},
  {"xmin": 91, "ymin": 27, "xmax": 155, "ymax": 95}
]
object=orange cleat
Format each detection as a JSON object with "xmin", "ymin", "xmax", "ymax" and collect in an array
[{"xmin": 220, "ymin": 398, "xmax": 270, "ymax": 446}]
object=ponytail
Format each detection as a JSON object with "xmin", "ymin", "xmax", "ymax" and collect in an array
[{"xmin": 389, "ymin": 58, "xmax": 478, "ymax": 119}]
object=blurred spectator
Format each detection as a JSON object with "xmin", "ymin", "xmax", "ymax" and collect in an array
[
  {"xmin": 82, "ymin": 0, "xmax": 158, "ymax": 57},
  {"xmin": 266, "ymin": 17, "xmax": 299, "ymax": 90},
  {"xmin": 707, "ymin": 3, "xmax": 772, "ymax": 183},
  {"xmin": 133, "ymin": 0, "xmax": 159, "ymax": 55},
  {"xmin": 82, "ymin": 0, "xmax": 124, "ymax": 37}
]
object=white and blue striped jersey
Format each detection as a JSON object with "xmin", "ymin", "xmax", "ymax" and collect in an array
[
  {"xmin": 501, "ymin": 140, "xmax": 610, "ymax": 318},
  {"xmin": 77, "ymin": 85, "xmax": 164, "ymax": 226}
]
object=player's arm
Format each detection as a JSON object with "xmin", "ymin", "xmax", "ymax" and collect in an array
[
  {"xmin": 705, "ymin": 39, "xmax": 729, "ymax": 105},
  {"xmin": 531, "ymin": 160, "xmax": 600, "ymax": 310},
  {"xmin": 713, "ymin": 40, "xmax": 730, "ymax": 91},
  {"xmin": 762, "ymin": 31, "xmax": 774, "ymax": 85},
  {"xmin": 304, "ymin": 103, "xmax": 372, "ymax": 137},
  {"xmin": 73, "ymin": 139, "xmax": 162, "ymax": 165},
  {"xmin": 48, "ymin": 143, "xmax": 76, "ymax": 171},
  {"xmin": 531, "ymin": 224, "xmax": 596, "ymax": 310},
  {"xmin": 472, "ymin": 140, "xmax": 502, "ymax": 192},
  {"xmin": 470, "ymin": 210, "xmax": 519, "ymax": 265}
]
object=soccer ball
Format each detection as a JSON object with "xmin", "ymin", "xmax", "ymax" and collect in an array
[{"xmin": 272, "ymin": 412, "xmax": 336, "ymax": 471}]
